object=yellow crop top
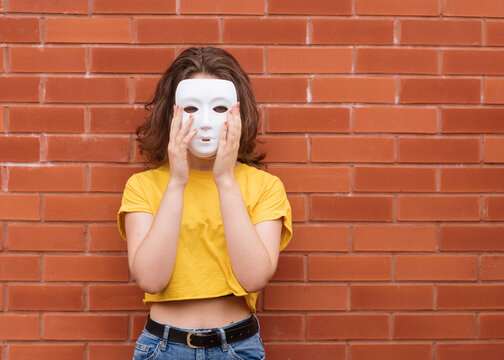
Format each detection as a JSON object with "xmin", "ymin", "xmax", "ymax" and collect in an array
[{"xmin": 117, "ymin": 163, "xmax": 292, "ymax": 312}]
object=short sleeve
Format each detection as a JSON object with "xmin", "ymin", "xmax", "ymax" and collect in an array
[
  {"xmin": 117, "ymin": 174, "xmax": 153, "ymax": 241},
  {"xmin": 251, "ymin": 176, "xmax": 292, "ymax": 251}
]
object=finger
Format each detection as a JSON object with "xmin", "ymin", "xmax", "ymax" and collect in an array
[
  {"xmin": 229, "ymin": 104, "xmax": 240, "ymax": 141},
  {"xmin": 219, "ymin": 119, "xmax": 228, "ymax": 146},
  {"xmin": 176, "ymin": 114, "xmax": 194, "ymax": 143},
  {"xmin": 169, "ymin": 105, "xmax": 180, "ymax": 141},
  {"xmin": 226, "ymin": 108, "xmax": 235, "ymax": 141},
  {"xmin": 182, "ymin": 126, "xmax": 198, "ymax": 146},
  {"xmin": 233, "ymin": 103, "xmax": 241, "ymax": 135}
]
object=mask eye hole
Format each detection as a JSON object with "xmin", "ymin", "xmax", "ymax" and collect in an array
[
  {"xmin": 184, "ymin": 106, "xmax": 198, "ymax": 113},
  {"xmin": 213, "ymin": 106, "xmax": 228, "ymax": 113}
]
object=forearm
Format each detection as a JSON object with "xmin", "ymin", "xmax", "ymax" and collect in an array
[
  {"xmin": 217, "ymin": 179, "xmax": 275, "ymax": 293},
  {"xmin": 131, "ymin": 182, "xmax": 184, "ymax": 293}
]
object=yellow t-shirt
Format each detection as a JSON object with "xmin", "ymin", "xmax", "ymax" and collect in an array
[{"xmin": 117, "ymin": 163, "xmax": 292, "ymax": 312}]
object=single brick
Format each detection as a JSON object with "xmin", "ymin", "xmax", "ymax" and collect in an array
[
  {"xmin": 356, "ymin": 0, "xmax": 438, "ymax": 15},
  {"xmin": 8, "ymin": 224, "xmax": 84, "ymax": 251},
  {"xmin": 0, "ymin": 135, "xmax": 40, "ymax": 162},
  {"xmin": 484, "ymin": 137, "xmax": 504, "ymax": 163},
  {"xmin": 8, "ymin": 284, "xmax": 83, "ymax": 311},
  {"xmin": 259, "ymin": 314, "xmax": 304, "ymax": 340},
  {"xmin": 8, "ymin": 165, "xmax": 85, "ymax": 192},
  {"xmin": 438, "ymin": 285, "xmax": 504, "ymax": 309},
  {"xmin": 44, "ymin": 314, "xmax": 128, "ymax": 340},
  {"xmin": 269, "ymin": 0, "xmax": 351, "ymax": 15},
  {"xmin": 0, "ymin": 315, "xmax": 39, "ymax": 340},
  {"xmin": 45, "ymin": 77, "xmax": 129, "ymax": 103},
  {"xmin": 268, "ymin": 47, "xmax": 352, "ymax": 74},
  {"xmin": 136, "ymin": 18, "xmax": 218, "ymax": 43},
  {"xmin": 309, "ymin": 255, "xmax": 391, "ymax": 281},
  {"xmin": 441, "ymin": 168, "xmax": 504, "ymax": 192},
  {"xmin": 46, "ymin": 135, "xmax": 129, "ymax": 162},
  {"xmin": 311, "ymin": 195, "xmax": 393, "ymax": 221},
  {"xmin": 437, "ymin": 343, "xmax": 504, "ymax": 360},
  {"xmin": 485, "ymin": 78, "xmax": 504, "ymax": 104},
  {"xmin": 394, "ymin": 314, "xmax": 474, "ymax": 339},
  {"xmin": 180, "ymin": 0, "xmax": 263, "ymax": 14},
  {"xmin": 355, "ymin": 166, "xmax": 436, "ymax": 192},
  {"xmin": 312, "ymin": 19, "xmax": 394, "ymax": 45},
  {"xmin": 440, "ymin": 225, "xmax": 504, "ymax": 251},
  {"xmin": 307, "ymin": 314, "xmax": 389, "ymax": 340},
  {"xmin": 0, "ymin": 18, "xmax": 39, "ymax": 42},
  {"xmin": 251, "ymin": 77, "xmax": 308, "ymax": 103},
  {"xmin": 401, "ymin": 19, "xmax": 482, "ymax": 45},
  {"xmin": 442, "ymin": 107, "xmax": 504, "ymax": 133},
  {"xmin": 89, "ymin": 284, "xmax": 147, "ymax": 310},
  {"xmin": 487, "ymin": 21, "xmax": 504, "ymax": 46},
  {"xmin": 312, "ymin": 77, "xmax": 396, "ymax": 103},
  {"xmin": 44, "ymin": 255, "xmax": 128, "ymax": 282},
  {"xmin": 266, "ymin": 106, "xmax": 349, "ymax": 133},
  {"xmin": 312, "ymin": 137, "xmax": 394, "ymax": 163},
  {"xmin": 400, "ymin": 78, "xmax": 481, "ymax": 104},
  {"xmin": 9, "ymin": 0, "xmax": 87, "ymax": 13},
  {"xmin": 0, "ymin": 194, "xmax": 39, "ymax": 220},
  {"xmin": 94, "ymin": 0, "xmax": 175, "ymax": 14},
  {"xmin": 259, "ymin": 136, "xmax": 308, "ymax": 163},
  {"xmin": 44, "ymin": 194, "xmax": 122, "ymax": 221},
  {"xmin": 263, "ymin": 284, "xmax": 346, "ymax": 310},
  {"xmin": 9, "ymin": 345, "xmax": 85, "ymax": 360},
  {"xmin": 354, "ymin": 106, "xmax": 437, "ymax": 133},
  {"xmin": 398, "ymin": 137, "xmax": 480, "ymax": 163},
  {"xmin": 352, "ymin": 285, "xmax": 433, "ymax": 310},
  {"xmin": 11, "ymin": 46, "xmax": 86, "ymax": 73},
  {"xmin": 223, "ymin": 18, "xmax": 306, "ymax": 44},
  {"xmin": 9, "ymin": 106, "xmax": 85, "ymax": 133},
  {"xmin": 443, "ymin": 49, "xmax": 504, "ymax": 75},
  {"xmin": 443, "ymin": 0, "xmax": 504, "ymax": 17},
  {"xmin": 46, "ymin": 17, "xmax": 130, "ymax": 43},
  {"xmin": 398, "ymin": 196, "xmax": 479, "ymax": 221},
  {"xmin": 354, "ymin": 225, "xmax": 436, "ymax": 252},
  {"xmin": 0, "ymin": 77, "xmax": 40, "ymax": 102},
  {"xmin": 288, "ymin": 225, "xmax": 349, "ymax": 252},
  {"xmin": 395, "ymin": 255, "xmax": 477, "ymax": 281},
  {"xmin": 268, "ymin": 166, "xmax": 350, "ymax": 193},
  {"xmin": 91, "ymin": 47, "xmax": 175, "ymax": 73},
  {"xmin": 356, "ymin": 48, "xmax": 438, "ymax": 74}
]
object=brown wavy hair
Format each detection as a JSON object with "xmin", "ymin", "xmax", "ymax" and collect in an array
[{"xmin": 136, "ymin": 47, "xmax": 264, "ymax": 167}]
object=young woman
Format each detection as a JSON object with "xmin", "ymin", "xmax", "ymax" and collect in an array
[{"xmin": 118, "ymin": 47, "xmax": 292, "ymax": 360}]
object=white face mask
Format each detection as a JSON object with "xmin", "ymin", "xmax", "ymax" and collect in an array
[{"xmin": 175, "ymin": 79, "xmax": 238, "ymax": 159}]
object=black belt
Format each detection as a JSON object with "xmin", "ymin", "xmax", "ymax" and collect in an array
[{"xmin": 145, "ymin": 315, "xmax": 258, "ymax": 349}]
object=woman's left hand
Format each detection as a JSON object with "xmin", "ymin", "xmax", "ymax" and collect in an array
[{"xmin": 213, "ymin": 103, "xmax": 241, "ymax": 187}]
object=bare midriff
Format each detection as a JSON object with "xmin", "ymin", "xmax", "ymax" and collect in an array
[{"xmin": 149, "ymin": 295, "xmax": 251, "ymax": 329}]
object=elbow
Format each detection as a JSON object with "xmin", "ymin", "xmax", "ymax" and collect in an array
[
  {"xmin": 243, "ymin": 284, "xmax": 266, "ymax": 293},
  {"xmin": 242, "ymin": 278, "xmax": 270, "ymax": 293},
  {"xmin": 241, "ymin": 269, "xmax": 276, "ymax": 293},
  {"xmin": 135, "ymin": 277, "xmax": 168, "ymax": 295},
  {"xmin": 130, "ymin": 258, "xmax": 172, "ymax": 294},
  {"xmin": 131, "ymin": 269, "xmax": 169, "ymax": 294}
]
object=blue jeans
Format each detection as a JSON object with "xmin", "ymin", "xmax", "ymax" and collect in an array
[{"xmin": 133, "ymin": 314, "xmax": 265, "ymax": 360}]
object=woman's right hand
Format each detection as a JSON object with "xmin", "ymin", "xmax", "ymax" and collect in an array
[{"xmin": 167, "ymin": 105, "xmax": 197, "ymax": 188}]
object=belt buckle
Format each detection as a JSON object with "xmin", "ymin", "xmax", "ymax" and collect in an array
[{"xmin": 186, "ymin": 329, "xmax": 212, "ymax": 349}]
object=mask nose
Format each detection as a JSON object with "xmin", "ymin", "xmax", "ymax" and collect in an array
[{"xmin": 198, "ymin": 108, "xmax": 212, "ymax": 130}]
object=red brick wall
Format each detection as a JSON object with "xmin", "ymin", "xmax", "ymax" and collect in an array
[{"xmin": 1, "ymin": 0, "xmax": 504, "ymax": 359}]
